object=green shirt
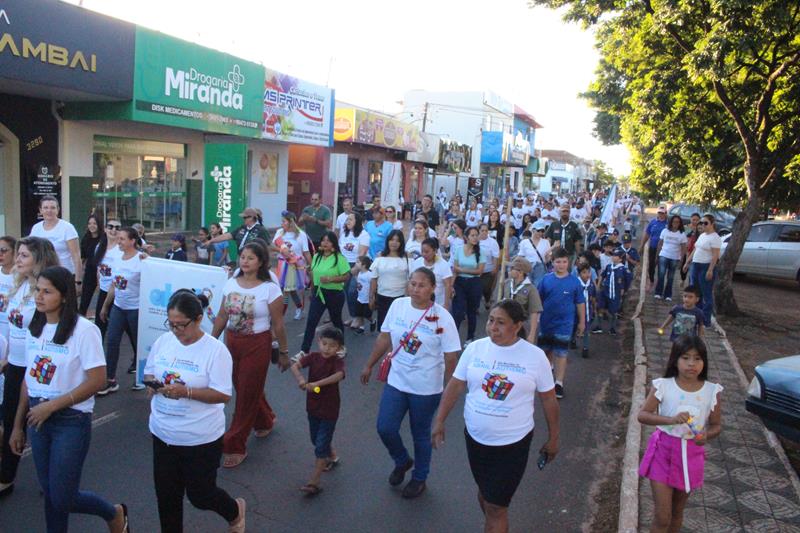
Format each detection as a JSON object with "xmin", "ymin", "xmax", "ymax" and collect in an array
[
  {"xmin": 311, "ymin": 252, "xmax": 351, "ymax": 292},
  {"xmin": 302, "ymin": 205, "xmax": 332, "ymax": 242}
]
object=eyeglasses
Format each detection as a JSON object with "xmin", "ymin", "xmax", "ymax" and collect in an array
[
  {"xmin": 536, "ymin": 229, "xmax": 545, "ymax": 233},
  {"xmin": 106, "ymin": 224, "xmax": 121, "ymax": 230},
  {"xmin": 163, "ymin": 318, "xmax": 193, "ymax": 332}
]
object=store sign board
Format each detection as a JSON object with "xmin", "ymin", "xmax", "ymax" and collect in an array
[
  {"xmin": 203, "ymin": 144, "xmax": 247, "ymax": 236},
  {"xmin": 132, "ymin": 27, "xmax": 263, "ymax": 137},
  {"xmin": 438, "ymin": 140, "xmax": 472, "ymax": 173},
  {"xmin": 407, "ymin": 132, "xmax": 441, "ymax": 164},
  {"xmin": 333, "ymin": 107, "xmax": 419, "ymax": 152},
  {"xmin": 262, "ymin": 68, "xmax": 334, "ymax": 146},
  {"xmin": 93, "ymin": 135, "xmax": 185, "ymax": 158},
  {"xmin": 0, "ymin": 0, "xmax": 134, "ymax": 99},
  {"xmin": 480, "ymin": 131, "xmax": 529, "ymax": 166}
]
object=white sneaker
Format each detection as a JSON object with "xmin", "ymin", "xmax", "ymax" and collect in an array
[
  {"xmin": 654, "ymin": 294, "xmax": 662, "ymax": 300},
  {"xmin": 665, "ymin": 297, "xmax": 672, "ymax": 302},
  {"xmin": 294, "ymin": 308, "xmax": 303, "ymax": 320}
]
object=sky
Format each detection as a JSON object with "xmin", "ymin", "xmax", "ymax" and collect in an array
[{"xmin": 71, "ymin": 0, "xmax": 631, "ymax": 175}]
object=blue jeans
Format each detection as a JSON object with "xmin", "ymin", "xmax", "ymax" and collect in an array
[
  {"xmin": 529, "ymin": 262, "xmax": 546, "ymax": 287},
  {"xmin": 691, "ymin": 262, "xmax": 716, "ymax": 326},
  {"xmin": 451, "ymin": 276, "xmax": 482, "ymax": 340},
  {"xmin": 105, "ymin": 305, "xmax": 138, "ymax": 381},
  {"xmin": 655, "ymin": 256, "xmax": 679, "ymax": 299},
  {"xmin": 376, "ymin": 384, "xmax": 441, "ymax": 482},
  {"xmin": 308, "ymin": 415, "xmax": 337, "ymax": 459},
  {"xmin": 345, "ymin": 266, "xmax": 358, "ymax": 318},
  {"xmin": 29, "ymin": 399, "xmax": 116, "ymax": 533}
]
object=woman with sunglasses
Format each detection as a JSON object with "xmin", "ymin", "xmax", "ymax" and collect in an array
[
  {"xmin": 78, "ymin": 214, "xmax": 103, "ymax": 316},
  {"xmin": 146, "ymin": 289, "xmax": 245, "ymax": 532},
  {"xmin": 683, "ymin": 214, "xmax": 721, "ymax": 326},
  {"xmin": 272, "ymin": 211, "xmax": 313, "ymax": 321},
  {"xmin": 386, "ymin": 206, "xmax": 404, "ymax": 231},
  {"xmin": 1, "ymin": 237, "xmax": 58, "ymax": 497},
  {"xmin": 9, "ymin": 266, "xmax": 130, "ymax": 532},
  {"xmin": 296, "ymin": 231, "xmax": 351, "ymax": 360},
  {"xmin": 98, "ymin": 227, "xmax": 145, "ymax": 394},
  {"xmin": 92, "ymin": 220, "xmax": 122, "ymax": 342},
  {"xmin": 212, "ymin": 242, "xmax": 289, "ymax": 468}
]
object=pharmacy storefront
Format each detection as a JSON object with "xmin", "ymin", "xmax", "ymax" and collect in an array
[{"xmin": 63, "ymin": 26, "xmax": 266, "ymax": 233}]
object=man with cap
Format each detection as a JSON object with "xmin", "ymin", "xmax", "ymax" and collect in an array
[
  {"xmin": 300, "ymin": 192, "xmax": 332, "ymax": 250},
  {"xmin": 545, "ymin": 205, "xmax": 583, "ymax": 264},
  {"xmin": 207, "ymin": 206, "xmax": 271, "ymax": 253},
  {"xmin": 619, "ymin": 233, "xmax": 640, "ymax": 269},
  {"xmin": 640, "ymin": 205, "xmax": 668, "ymax": 289},
  {"xmin": 502, "ymin": 256, "xmax": 543, "ymax": 344}
]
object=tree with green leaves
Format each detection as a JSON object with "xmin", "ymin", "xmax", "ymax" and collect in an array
[
  {"xmin": 531, "ymin": 0, "xmax": 800, "ymax": 315},
  {"xmin": 593, "ymin": 160, "xmax": 616, "ymax": 190}
]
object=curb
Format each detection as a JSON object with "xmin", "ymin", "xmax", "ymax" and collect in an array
[
  {"xmin": 618, "ymin": 250, "xmax": 649, "ymax": 532},
  {"xmin": 710, "ymin": 317, "xmax": 800, "ymax": 505}
]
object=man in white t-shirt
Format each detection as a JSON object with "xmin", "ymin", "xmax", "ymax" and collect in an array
[{"xmin": 335, "ymin": 196, "xmax": 355, "ymax": 236}]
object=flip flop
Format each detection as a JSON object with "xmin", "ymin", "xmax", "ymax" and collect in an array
[
  {"xmin": 222, "ymin": 453, "xmax": 247, "ymax": 468},
  {"xmin": 254, "ymin": 428, "xmax": 273, "ymax": 438},
  {"xmin": 324, "ymin": 457, "xmax": 340, "ymax": 472},
  {"xmin": 300, "ymin": 484, "xmax": 322, "ymax": 497}
]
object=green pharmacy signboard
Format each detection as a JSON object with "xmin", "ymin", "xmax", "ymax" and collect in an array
[
  {"xmin": 66, "ymin": 27, "xmax": 264, "ymax": 138},
  {"xmin": 204, "ymin": 143, "xmax": 247, "ymax": 259}
]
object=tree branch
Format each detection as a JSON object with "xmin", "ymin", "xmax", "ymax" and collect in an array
[
  {"xmin": 761, "ymin": 136, "xmax": 800, "ymax": 190},
  {"xmin": 755, "ymin": 49, "xmax": 800, "ymax": 151}
]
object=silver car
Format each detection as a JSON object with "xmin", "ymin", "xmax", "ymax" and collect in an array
[{"xmin": 720, "ymin": 221, "xmax": 800, "ymax": 284}]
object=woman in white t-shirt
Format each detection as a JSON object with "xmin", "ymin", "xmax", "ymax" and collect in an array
[
  {"xmin": 478, "ymin": 224, "xmax": 501, "ymax": 310},
  {"xmin": 91, "ymin": 219, "xmax": 122, "ymax": 341},
  {"xmin": 684, "ymin": 214, "xmax": 722, "ymax": 327},
  {"xmin": 385, "ymin": 205, "xmax": 404, "ymax": 231},
  {"xmin": 9, "ymin": 266, "xmax": 128, "ymax": 532},
  {"xmin": 360, "ymin": 268, "xmax": 461, "ymax": 498},
  {"xmin": 98, "ymin": 227, "xmax": 145, "ymax": 394},
  {"xmin": 369, "ymin": 230, "xmax": 410, "ymax": 330},
  {"xmin": 405, "ymin": 220, "xmax": 429, "ymax": 261},
  {"xmin": 0, "ymin": 235, "xmax": 16, "ymax": 341},
  {"xmin": 655, "ymin": 216, "xmax": 688, "ymax": 301},
  {"xmin": 518, "ymin": 219, "xmax": 551, "ymax": 286},
  {"xmin": 272, "ymin": 212, "xmax": 313, "ymax": 321},
  {"xmin": 29, "ymin": 196, "xmax": 82, "ymax": 282},
  {"xmin": 410, "ymin": 238, "xmax": 453, "ymax": 309},
  {"xmin": 339, "ymin": 213, "xmax": 370, "ymax": 326},
  {"xmin": 212, "ymin": 242, "xmax": 288, "ymax": 468},
  {"xmin": 146, "ymin": 289, "xmax": 245, "ymax": 532},
  {"xmin": 465, "ymin": 199, "xmax": 482, "ymax": 228},
  {"xmin": 1, "ymin": 237, "xmax": 58, "ymax": 496},
  {"xmin": 432, "ymin": 299, "xmax": 560, "ymax": 531}
]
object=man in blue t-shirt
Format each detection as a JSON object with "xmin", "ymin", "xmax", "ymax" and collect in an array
[
  {"xmin": 640, "ymin": 205, "xmax": 668, "ymax": 288},
  {"xmin": 364, "ymin": 207, "xmax": 393, "ymax": 258},
  {"xmin": 537, "ymin": 247, "xmax": 586, "ymax": 400}
]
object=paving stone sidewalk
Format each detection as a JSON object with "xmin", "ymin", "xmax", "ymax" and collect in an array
[{"xmin": 637, "ymin": 282, "xmax": 800, "ymax": 532}]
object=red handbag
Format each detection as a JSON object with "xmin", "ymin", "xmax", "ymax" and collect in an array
[{"xmin": 377, "ymin": 304, "xmax": 432, "ymax": 382}]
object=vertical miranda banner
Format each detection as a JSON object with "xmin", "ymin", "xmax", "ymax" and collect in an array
[{"xmin": 204, "ymin": 143, "xmax": 248, "ymax": 258}]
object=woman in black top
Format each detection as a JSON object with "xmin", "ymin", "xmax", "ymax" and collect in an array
[{"xmin": 79, "ymin": 214, "xmax": 102, "ymax": 315}]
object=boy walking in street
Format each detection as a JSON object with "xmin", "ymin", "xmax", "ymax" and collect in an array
[
  {"xmin": 577, "ymin": 263, "xmax": 596, "ymax": 359},
  {"xmin": 658, "ymin": 285, "xmax": 705, "ymax": 341},
  {"xmin": 619, "ymin": 233, "xmax": 640, "ymax": 270},
  {"xmin": 537, "ymin": 247, "xmax": 586, "ymax": 399},
  {"xmin": 594, "ymin": 249, "xmax": 631, "ymax": 335},
  {"xmin": 290, "ymin": 327, "xmax": 346, "ymax": 496}
]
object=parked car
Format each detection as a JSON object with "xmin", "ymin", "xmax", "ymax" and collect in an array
[
  {"xmin": 720, "ymin": 221, "xmax": 800, "ymax": 284},
  {"xmin": 746, "ymin": 356, "xmax": 800, "ymax": 442},
  {"xmin": 667, "ymin": 203, "xmax": 739, "ymax": 235}
]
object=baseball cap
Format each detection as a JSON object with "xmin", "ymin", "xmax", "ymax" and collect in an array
[
  {"xmin": 171, "ymin": 233, "xmax": 186, "ymax": 243},
  {"xmin": 622, "ymin": 233, "xmax": 632, "ymax": 243},
  {"xmin": 532, "ymin": 219, "xmax": 548, "ymax": 231},
  {"xmin": 657, "ymin": 206, "xmax": 667, "ymax": 214},
  {"xmin": 614, "ymin": 248, "xmax": 627, "ymax": 258},
  {"xmin": 510, "ymin": 256, "xmax": 532, "ymax": 274}
]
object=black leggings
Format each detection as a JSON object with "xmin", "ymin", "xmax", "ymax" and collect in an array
[
  {"xmin": 376, "ymin": 294, "xmax": 401, "ymax": 331},
  {"xmin": 94, "ymin": 289, "xmax": 109, "ymax": 341},
  {"xmin": 647, "ymin": 246, "xmax": 658, "ymax": 283},
  {"xmin": 301, "ymin": 288, "xmax": 346, "ymax": 353},
  {"xmin": 78, "ymin": 263, "xmax": 98, "ymax": 316},
  {"xmin": 480, "ymin": 272, "xmax": 496, "ymax": 307},
  {"xmin": 0, "ymin": 363, "xmax": 25, "ymax": 484},
  {"xmin": 152, "ymin": 435, "xmax": 239, "ymax": 533}
]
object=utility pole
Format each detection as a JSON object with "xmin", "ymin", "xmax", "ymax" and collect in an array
[{"xmin": 421, "ymin": 102, "xmax": 429, "ymax": 132}]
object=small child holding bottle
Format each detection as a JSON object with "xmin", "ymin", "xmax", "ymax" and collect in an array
[
  {"xmin": 638, "ymin": 335, "xmax": 723, "ymax": 532},
  {"xmin": 290, "ymin": 327, "xmax": 346, "ymax": 497}
]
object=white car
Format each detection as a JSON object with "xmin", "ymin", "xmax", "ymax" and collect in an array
[{"xmin": 720, "ymin": 221, "xmax": 800, "ymax": 284}]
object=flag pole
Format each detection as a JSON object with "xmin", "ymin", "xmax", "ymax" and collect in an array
[{"xmin": 495, "ymin": 196, "xmax": 514, "ymax": 302}]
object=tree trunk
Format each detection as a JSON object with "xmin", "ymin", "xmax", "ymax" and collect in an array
[{"xmin": 714, "ymin": 163, "xmax": 765, "ymax": 316}]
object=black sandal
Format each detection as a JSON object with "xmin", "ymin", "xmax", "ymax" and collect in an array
[{"xmin": 324, "ymin": 457, "xmax": 340, "ymax": 472}]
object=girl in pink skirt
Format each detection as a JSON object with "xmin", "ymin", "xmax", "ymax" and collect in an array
[{"xmin": 637, "ymin": 335, "xmax": 723, "ymax": 533}]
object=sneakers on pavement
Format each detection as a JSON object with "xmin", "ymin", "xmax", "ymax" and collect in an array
[
  {"xmin": 402, "ymin": 479, "xmax": 426, "ymax": 499},
  {"xmin": 592, "ymin": 327, "xmax": 603, "ymax": 334},
  {"xmin": 389, "ymin": 458, "xmax": 414, "ymax": 486},
  {"xmin": 554, "ymin": 383, "xmax": 564, "ymax": 399},
  {"xmin": 665, "ymin": 297, "xmax": 672, "ymax": 302},
  {"xmin": 582, "ymin": 348, "xmax": 589, "ymax": 359},
  {"xmin": 130, "ymin": 383, "xmax": 145, "ymax": 391},
  {"xmin": 294, "ymin": 308, "xmax": 303, "ymax": 320},
  {"xmin": 97, "ymin": 380, "xmax": 119, "ymax": 396},
  {"xmin": 127, "ymin": 362, "xmax": 136, "ymax": 374},
  {"xmin": 654, "ymin": 294, "xmax": 662, "ymax": 300},
  {"xmin": 609, "ymin": 328, "xmax": 618, "ymax": 336}
]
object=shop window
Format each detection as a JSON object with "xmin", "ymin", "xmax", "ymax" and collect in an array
[
  {"xmin": 368, "ymin": 160, "xmax": 382, "ymax": 201},
  {"xmin": 93, "ymin": 140, "xmax": 187, "ymax": 232}
]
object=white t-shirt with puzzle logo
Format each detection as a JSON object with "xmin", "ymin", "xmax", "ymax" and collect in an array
[{"xmin": 111, "ymin": 253, "xmax": 143, "ymax": 310}]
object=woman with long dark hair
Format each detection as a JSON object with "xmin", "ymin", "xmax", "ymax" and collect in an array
[
  {"xmin": 451, "ymin": 227, "xmax": 486, "ymax": 344},
  {"xmin": 9, "ymin": 266, "xmax": 129, "ymax": 532},
  {"xmin": 98, "ymin": 227, "xmax": 145, "ymax": 394},
  {"xmin": 339, "ymin": 213, "xmax": 369, "ymax": 325},
  {"xmin": 0, "ymin": 235, "xmax": 16, "ymax": 341},
  {"xmin": 296, "ymin": 231, "xmax": 351, "ymax": 360},
  {"xmin": 272, "ymin": 211, "xmax": 313, "ymax": 321},
  {"xmin": 369, "ymin": 230, "xmax": 409, "ymax": 329},
  {"xmin": 655, "ymin": 215, "xmax": 687, "ymax": 301},
  {"xmin": 212, "ymin": 242, "xmax": 289, "ymax": 468},
  {"xmin": 683, "ymin": 214, "xmax": 721, "ymax": 326},
  {"xmin": 1, "ymin": 237, "xmax": 58, "ymax": 496},
  {"xmin": 78, "ymin": 213, "xmax": 102, "ymax": 315},
  {"xmin": 146, "ymin": 289, "xmax": 245, "ymax": 532}
]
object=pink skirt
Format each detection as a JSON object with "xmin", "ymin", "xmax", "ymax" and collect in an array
[{"xmin": 639, "ymin": 429, "xmax": 705, "ymax": 492}]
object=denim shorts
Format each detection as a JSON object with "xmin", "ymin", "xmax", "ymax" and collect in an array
[
  {"xmin": 538, "ymin": 333, "xmax": 572, "ymax": 358},
  {"xmin": 308, "ymin": 415, "xmax": 337, "ymax": 459}
]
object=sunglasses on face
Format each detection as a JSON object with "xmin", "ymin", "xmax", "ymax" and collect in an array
[
  {"xmin": 698, "ymin": 221, "xmax": 709, "ymax": 226},
  {"xmin": 0, "ymin": 247, "xmax": 11, "ymax": 253},
  {"xmin": 106, "ymin": 224, "xmax": 121, "ymax": 230}
]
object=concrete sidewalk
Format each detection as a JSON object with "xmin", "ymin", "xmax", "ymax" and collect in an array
[{"xmin": 637, "ymin": 284, "xmax": 800, "ymax": 531}]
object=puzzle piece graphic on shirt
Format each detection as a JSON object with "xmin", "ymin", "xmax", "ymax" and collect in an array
[
  {"xmin": 113, "ymin": 275, "xmax": 128, "ymax": 290},
  {"xmin": 161, "ymin": 371, "xmax": 186, "ymax": 385}
]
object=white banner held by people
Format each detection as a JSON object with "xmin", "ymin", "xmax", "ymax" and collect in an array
[
  {"xmin": 135, "ymin": 258, "xmax": 228, "ymax": 385},
  {"xmin": 600, "ymin": 184, "xmax": 618, "ymax": 226}
]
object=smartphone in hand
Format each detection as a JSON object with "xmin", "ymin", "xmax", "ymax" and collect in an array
[
  {"xmin": 144, "ymin": 379, "xmax": 164, "ymax": 390},
  {"xmin": 537, "ymin": 451, "xmax": 548, "ymax": 470}
]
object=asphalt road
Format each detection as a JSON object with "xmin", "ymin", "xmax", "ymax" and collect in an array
[{"xmin": 1, "ymin": 297, "xmax": 629, "ymax": 533}]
